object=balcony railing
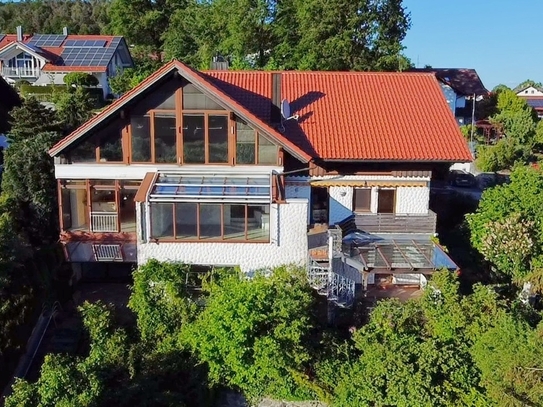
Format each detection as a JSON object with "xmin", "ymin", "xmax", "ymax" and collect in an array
[
  {"xmin": 1, "ymin": 67, "xmax": 40, "ymax": 78},
  {"xmin": 90, "ymin": 212, "xmax": 118, "ymax": 233},
  {"xmin": 354, "ymin": 210, "xmax": 437, "ymax": 234}
]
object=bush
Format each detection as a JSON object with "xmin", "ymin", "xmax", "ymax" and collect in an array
[
  {"xmin": 476, "ymin": 138, "xmax": 520, "ymax": 172},
  {"xmin": 63, "ymin": 72, "xmax": 99, "ymax": 87}
]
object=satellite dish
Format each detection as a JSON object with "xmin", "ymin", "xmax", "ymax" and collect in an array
[{"xmin": 281, "ymin": 99, "xmax": 291, "ymax": 119}]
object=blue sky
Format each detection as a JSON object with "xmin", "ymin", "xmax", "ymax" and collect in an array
[{"xmin": 402, "ymin": 0, "xmax": 541, "ymax": 90}]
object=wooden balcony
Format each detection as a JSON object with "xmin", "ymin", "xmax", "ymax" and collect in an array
[{"xmin": 353, "ymin": 210, "xmax": 437, "ymax": 235}]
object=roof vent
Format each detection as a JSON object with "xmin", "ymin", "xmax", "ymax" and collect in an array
[
  {"xmin": 16, "ymin": 26, "xmax": 23, "ymax": 42},
  {"xmin": 62, "ymin": 26, "xmax": 69, "ymax": 36}
]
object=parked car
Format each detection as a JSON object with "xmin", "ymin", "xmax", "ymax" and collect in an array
[{"xmin": 448, "ymin": 170, "xmax": 476, "ymax": 188}]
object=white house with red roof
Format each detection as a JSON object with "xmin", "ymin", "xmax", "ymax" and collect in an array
[
  {"xmin": 48, "ymin": 60, "xmax": 471, "ymax": 306},
  {"xmin": 0, "ymin": 26, "xmax": 133, "ymax": 97}
]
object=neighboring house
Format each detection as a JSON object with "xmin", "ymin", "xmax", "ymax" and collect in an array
[
  {"xmin": 48, "ymin": 60, "xmax": 471, "ymax": 306},
  {"xmin": 515, "ymin": 85, "xmax": 543, "ymax": 118},
  {"xmin": 411, "ymin": 68, "xmax": 489, "ymax": 125},
  {"xmin": 0, "ymin": 26, "xmax": 133, "ymax": 98}
]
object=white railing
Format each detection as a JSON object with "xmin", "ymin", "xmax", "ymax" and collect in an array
[
  {"xmin": 90, "ymin": 212, "xmax": 118, "ymax": 232},
  {"xmin": 2, "ymin": 67, "xmax": 40, "ymax": 77}
]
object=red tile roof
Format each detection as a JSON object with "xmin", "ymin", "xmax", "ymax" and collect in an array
[
  {"xmin": 206, "ymin": 71, "xmax": 472, "ymax": 161},
  {"xmin": 50, "ymin": 60, "xmax": 472, "ymax": 163}
]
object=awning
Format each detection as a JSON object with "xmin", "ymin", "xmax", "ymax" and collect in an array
[
  {"xmin": 136, "ymin": 171, "xmax": 272, "ymax": 203},
  {"xmin": 310, "ymin": 180, "xmax": 428, "ymax": 187}
]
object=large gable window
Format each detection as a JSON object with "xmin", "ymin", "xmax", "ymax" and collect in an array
[
  {"xmin": 68, "ymin": 120, "xmax": 126, "ymax": 163},
  {"xmin": 64, "ymin": 76, "xmax": 283, "ymax": 166}
]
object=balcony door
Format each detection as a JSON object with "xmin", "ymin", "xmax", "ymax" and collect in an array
[{"xmin": 377, "ymin": 189, "xmax": 395, "ymax": 214}]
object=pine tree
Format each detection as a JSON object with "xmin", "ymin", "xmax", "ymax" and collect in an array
[{"xmin": 8, "ymin": 97, "xmax": 60, "ymax": 144}]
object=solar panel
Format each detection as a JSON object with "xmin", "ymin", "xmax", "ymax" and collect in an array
[
  {"xmin": 60, "ymin": 46, "xmax": 116, "ymax": 67},
  {"xmin": 526, "ymin": 99, "xmax": 543, "ymax": 108},
  {"xmin": 64, "ymin": 39, "xmax": 107, "ymax": 48},
  {"xmin": 27, "ymin": 34, "xmax": 66, "ymax": 47},
  {"xmin": 109, "ymin": 37, "xmax": 121, "ymax": 48}
]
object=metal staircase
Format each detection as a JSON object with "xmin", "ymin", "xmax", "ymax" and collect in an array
[{"xmin": 307, "ymin": 226, "xmax": 357, "ymax": 308}]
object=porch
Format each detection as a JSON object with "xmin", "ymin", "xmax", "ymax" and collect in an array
[{"xmin": 306, "ymin": 223, "xmax": 456, "ymax": 309}]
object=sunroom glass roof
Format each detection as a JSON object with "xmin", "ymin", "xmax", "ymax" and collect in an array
[{"xmin": 149, "ymin": 174, "xmax": 271, "ymax": 202}]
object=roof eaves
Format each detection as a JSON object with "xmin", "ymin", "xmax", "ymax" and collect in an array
[{"xmin": 50, "ymin": 59, "xmax": 312, "ymax": 163}]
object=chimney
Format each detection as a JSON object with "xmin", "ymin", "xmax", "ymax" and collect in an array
[
  {"xmin": 210, "ymin": 54, "xmax": 229, "ymax": 70},
  {"xmin": 271, "ymin": 72, "xmax": 282, "ymax": 123},
  {"xmin": 62, "ymin": 27, "xmax": 68, "ymax": 36},
  {"xmin": 16, "ymin": 26, "xmax": 23, "ymax": 42}
]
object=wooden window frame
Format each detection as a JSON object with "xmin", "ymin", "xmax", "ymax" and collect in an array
[
  {"xmin": 149, "ymin": 202, "xmax": 270, "ymax": 243},
  {"xmin": 377, "ymin": 188, "xmax": 397, "ymax": 214},
  {"xmin": 233, "ymin": 119, "xmax": 280, "ymax": 166},
  {"xmin": 58, "ymin": 179, "xmax": 89, "ymax": 232},
  {"xmin": 353, "ymin": 188, "xmax": 372, "ymax": 213},
  {"xmin": 59, "ymin": 179, "xmax": 142, "ymax": 234},
  {"xmin": 181, "ymin": 111, "xmax": 230, "ymax": 165}
]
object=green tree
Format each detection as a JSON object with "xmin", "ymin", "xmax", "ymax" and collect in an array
[
  {"xmin": 109, "ymin": 50, "xmax": 163, "ymax": 94},
  {"xmin": 334, "ymin": 271, "xmax": 493, "ymax": 407},
  {"xmin": 53, "ymin": 87, "xmax": 96, "ymax": 134},
  {"xmin": 467, "ymin": 165, "xmax": 543, "ymax": 290},
  {"xmin": 1, "ymin": 131, "xmax": 63, "ymax": 245},
  {"xmin": 472, "ymin": 313, "xmax": 543, "ymax": 406},
  {"xmin": 108, "ymin": 0, "xmax": 188, "ymax": 54},
  {"xmin": 129, "ymin": 259, "xmax": 199, "ymax": 349},
  {"xmin": 0, "ymin": 0, "xmax": 110, "ymax": 35},
  {"xmin": 475, "ymin": 138, "xmax": 520, "ymax": 172},
  {"xmin": 491, "ymin": 89, "xmax": 538, "ymax": 146},
  {"xmin": 7, "ymin": 97, "xmax": 60, "ymax": 144},
  {"xmin": 475, "ymin": 89, "xmax": 540, "ymax": 171},
  {"xmin": 181, "ymin": 265, "xmax": 317, "ymax": 401},
  {"xmin": 272, "ymin": 0, "xmax": 411, "ymax": 71}
]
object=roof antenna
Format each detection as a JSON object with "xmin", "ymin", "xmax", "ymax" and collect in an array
[{"xmin": 279, "ymin": 99, "xmax": 298, "ymax": 132}]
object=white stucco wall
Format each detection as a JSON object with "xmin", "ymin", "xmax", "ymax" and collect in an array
[
  {"xmin": 285, "ymin": 181, "xmax": 311, "ymax": 223},
  {"xmin": 137, "ymin": 199, "xmax": 308, "ymax": 273},
  {"xmin": 395, "ymin": 186, "xmax": 429, "ymax": 214},
  {"xmin": 329, "ymin": 186, "xmax": 354, "ymax": 224}
]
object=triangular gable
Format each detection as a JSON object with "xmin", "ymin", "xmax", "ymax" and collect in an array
[
  {"xmin": 49, "ymin": 59, "xmax": 311, "ymax": 162},
  {"xmin": 0, "ymin": 41, "xmax": 49, "ymax": 62}
]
